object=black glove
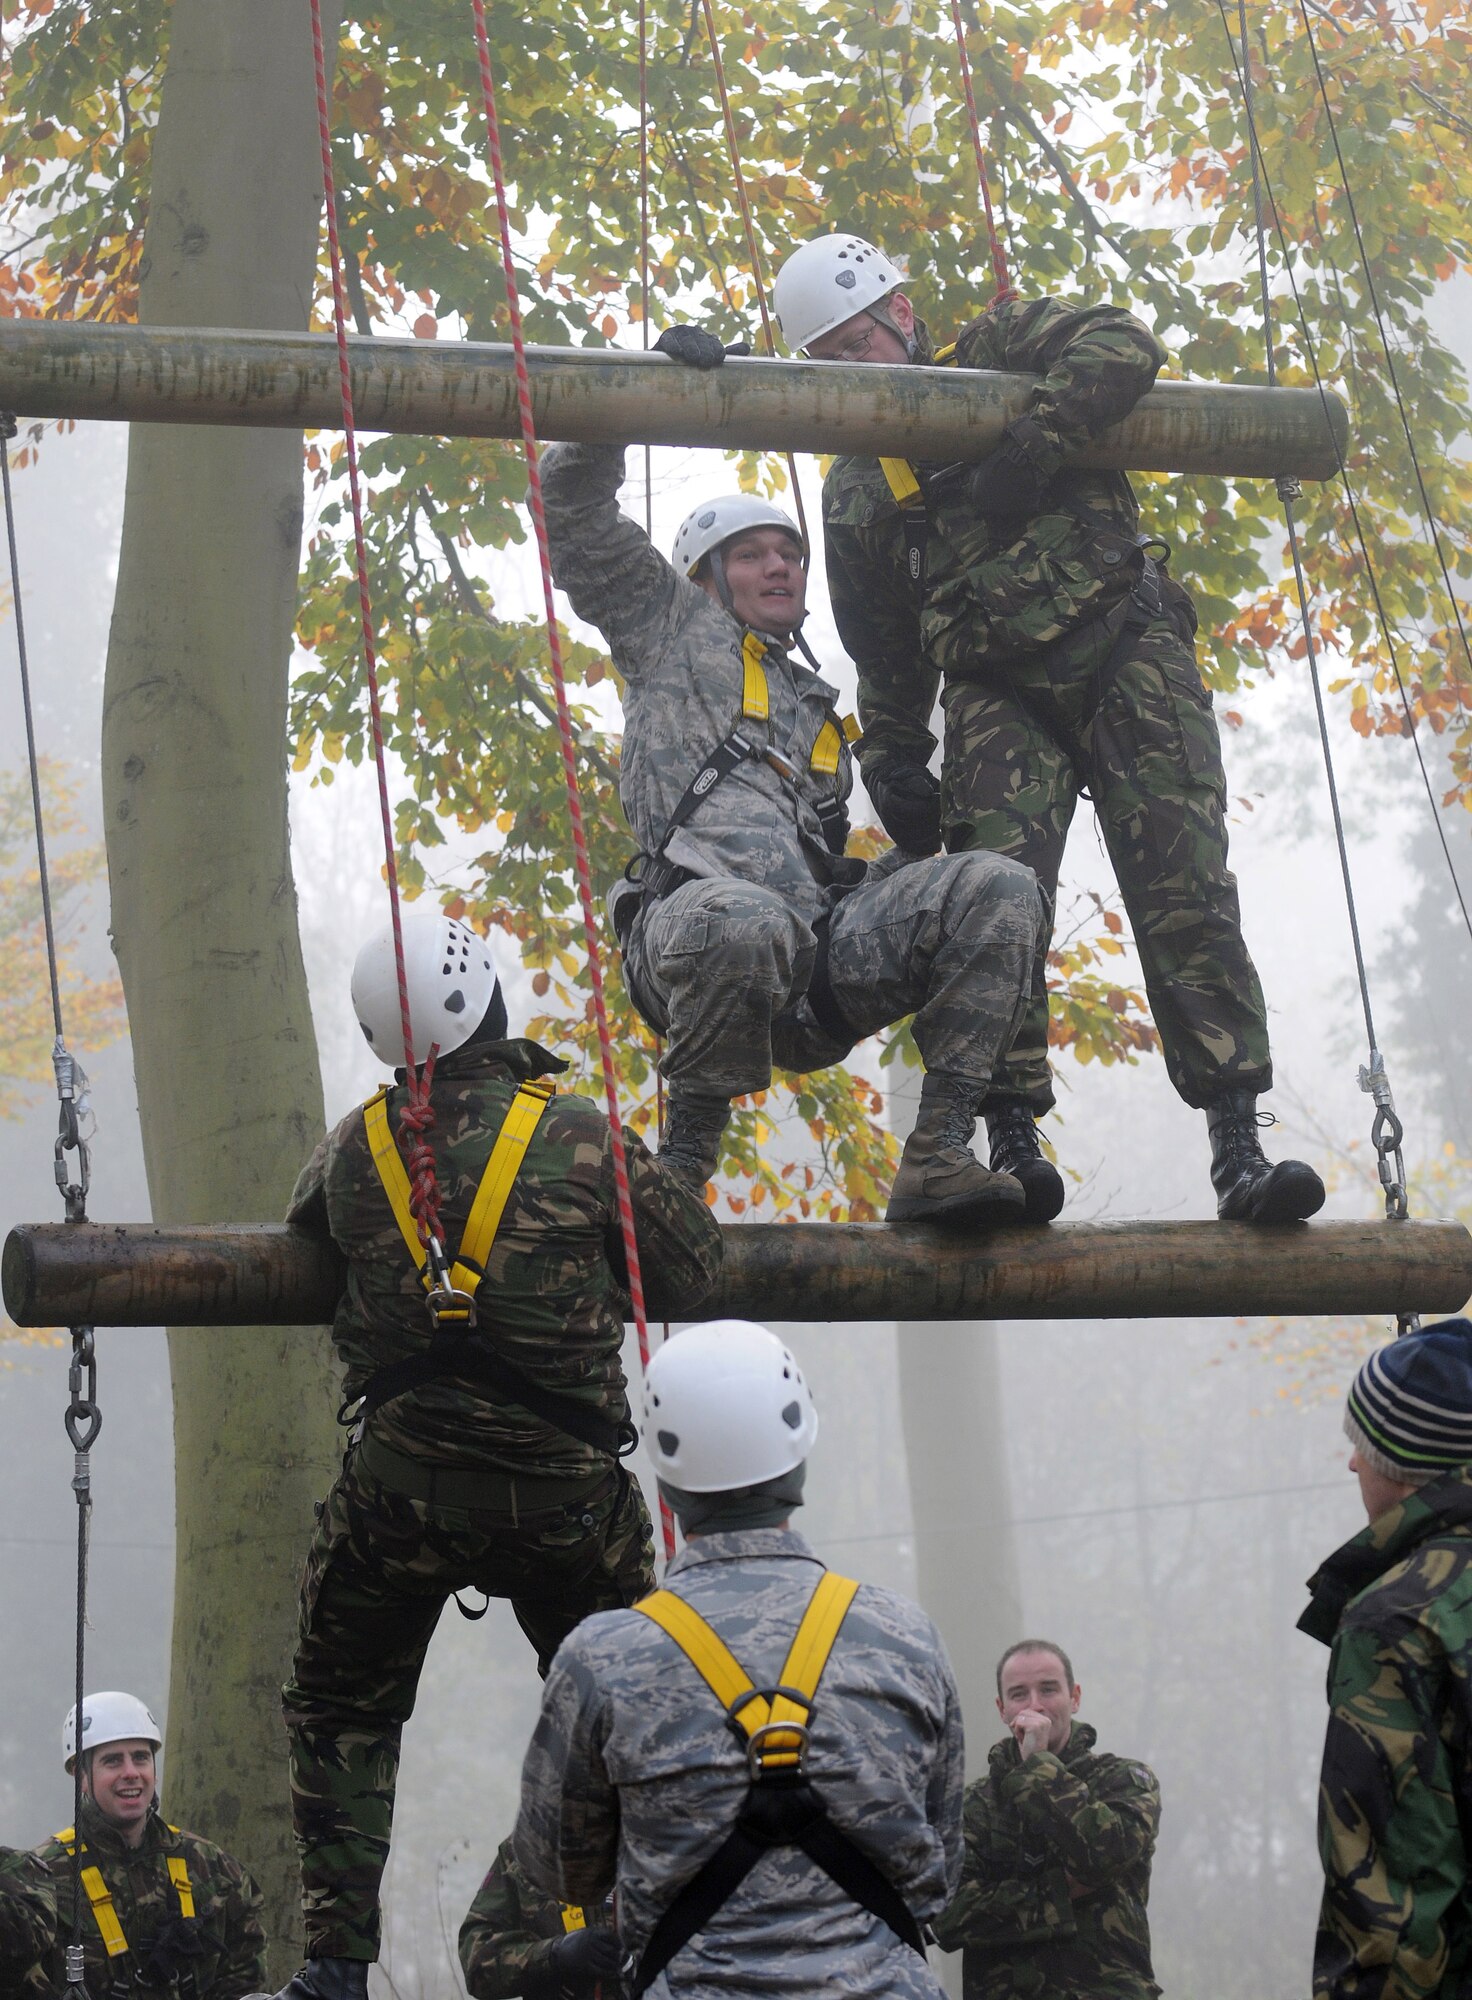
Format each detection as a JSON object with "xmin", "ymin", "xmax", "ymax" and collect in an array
[
  {"xmin": 653, "ymin": 325, "xmax": 752, "ymax": 369},
  {"xmin": 965, "ymin": 414, "xmax": 1061, "ymax": 517},
  {"xmin": 524, "ymin": 1926, "xmax": 625, "ymax": 1998},
  {"xmin": 866, "ymin": 760, "xmax": 942, "ymax": 855}
]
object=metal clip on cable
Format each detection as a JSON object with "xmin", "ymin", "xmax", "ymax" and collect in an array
[
  {"xmin": 1358, "ymin": 1052, "xmax": 1419, "ymax": 1333},
  {"xmin": 53, "ymin": 1042, "xmax": 91, "ymax": 1224}
]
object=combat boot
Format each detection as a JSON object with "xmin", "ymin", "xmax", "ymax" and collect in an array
[
  {"xmin": 985, "ymin": 1102, "xmax": 1066, "ymax": 1223},
  {"xmin": 266, "ymin": 1959, "xmax": 370, "ymax": 2000},
  {"xmin": 887, "ymin": 1073, "xmax": 1026, "ymax": 1227},
  {"xmin": 660, "ymin": 1088, "xmax": 731, "ymax": 1189},
  {"xmin": 1206, "ymin": 1090, "xmax": 1326, "ymax": 1223}
]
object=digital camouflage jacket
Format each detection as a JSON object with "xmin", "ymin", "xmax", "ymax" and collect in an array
[
  {"xmin": 514, "ymin": 1525, "xmax": 963, "ymax": 1997},
  {"xmin": 1300, "ymin": 1466, "xmax": 1472, "ymax": 2000},
  {"xmin": 931, "ymin": 1723, "xmax": 1161, "ymax": 2000},
  {"xmin": 541, "ymin": 439, "xmax": 858, "ymax": 926},
  {"xmin": 458, "ymin": 1836, "xmax": 620, "ymax": 1998},
  {"xmin": 17, "ymin": 1799, "xmax": 266, "ymax": 2000},
  {"xmin": 0, "ymin": 1847, "xmax": 55, "ymax": 1988},
  {"xmin": 287, "ymin": 1037, "xmax": 723, "ymax": 1482},
  {"xmin": 821, "ymin": 298, "xmax": 1169, "ymax": 780}
]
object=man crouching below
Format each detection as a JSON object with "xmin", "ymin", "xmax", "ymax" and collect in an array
[{"xmin": 541, "ymin": 415, "xmax": 1044, "ymax": 1229}]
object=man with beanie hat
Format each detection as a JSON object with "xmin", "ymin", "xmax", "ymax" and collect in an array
[
  {"xmin": 1300, "ymin": 1316, "xmax": 1472, "ymax": 2000},
  {"xmin": 513, "ymin": 1319, "xmax": 965, "ymax": 1996},
  {"xmin": 271, "ymin": 908, "xmax": 723, "ymax": 2000}
]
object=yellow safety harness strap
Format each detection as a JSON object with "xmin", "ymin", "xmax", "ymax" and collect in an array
[
  {"xmin": 166, "ymin": 1854, "xmax": 196, "ymax": 1920},
  {"xmin": 79, "ymin": 1866, "xmax": 128, "ymax": 1957},
  {"xmin": 741, "ymin": 633, "xmax": 770, "ymax": 721},
  {"xmin": 559, "ymin": 1905, "xmax": 588, "ymax": 1933},
  {"xmin": 363, "ymin": 1080, "xmax": 555, "ymax": 1301},
  {"xmin": 363, "ymin": 1086, "xmax": 427, "ymax": 1276},
  {"xmin": 635, "ymin": 1571, "xmax": 860, "ymax": 1772},
  {"xmin": 809, "ymin": 718, "xmax": 843, "ymax": 777},
  {"xmin": 450, "ymin": 1079, "xmax": 555, "ymax": 1295}
]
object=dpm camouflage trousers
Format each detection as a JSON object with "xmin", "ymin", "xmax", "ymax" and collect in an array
[
  {"xmin": 626, "ymin": 851, "xmax": 1043, "ymax": 1099},
  {"xmin": 941, "ymin": 602, "xmax": 1273, "ymax": 1113},
  {"xmin": 281, "ymin": 1446, "xmax": 653, "ymax": 1960}
]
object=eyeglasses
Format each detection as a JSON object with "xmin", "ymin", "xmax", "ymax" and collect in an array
[{"xmin": 809, "ymin": 316, "xmax": 881, "ymax": 363}]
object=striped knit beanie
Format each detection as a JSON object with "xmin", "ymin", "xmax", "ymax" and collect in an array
[{"xmin": 1344, "ymin": 1318, "xmax": 1472, "ymax": 1483}]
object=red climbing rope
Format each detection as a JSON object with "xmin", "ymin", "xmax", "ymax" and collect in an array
[
  {"xmin": 947, "ymin": 0, "xmax": 1016, "ymax": 304},
  {"xmin": 696, "ymin": 0, "xmax": 811, "ymax": 552},
  {"xmin": 466, "ymin": 0, "xmax": 674, "ymax": 1558},
  {"xmin": 308, "ymin": 0, "xmax": 448, "ymax": 1262}
]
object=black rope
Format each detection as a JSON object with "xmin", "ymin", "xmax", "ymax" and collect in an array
[
  {"xmin": 1294, "ymin": 0, "xmax": 1472, "ymax": 695},
  {"xmin": 1213, "ymin": 24, "xmax": 1472, "ymax": 964},
  {"xmin": 64, "ymin": 1327, "xmax": 101, "ymax": 2000},
  {"xmin": 1224, "ymin": 5, "xmax": 1412, "ymax": 1253},
  {"xmin": 0, "ymin": 412, "xmax": 91, "ymax": 1221}
]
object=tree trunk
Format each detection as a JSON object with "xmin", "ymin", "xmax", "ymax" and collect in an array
[{"xmin": 100, "ymin": 0, "xmax": 341, "ymax": 1974}]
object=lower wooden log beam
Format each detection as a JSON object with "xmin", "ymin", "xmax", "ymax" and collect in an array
[
  {"xmin": 5, "ymin": 1218, "xmax": 1469, "ymax": 1327},
  {"xmin": 0, "ymin": 318, "xmax": 1349, "ymax": 479}
]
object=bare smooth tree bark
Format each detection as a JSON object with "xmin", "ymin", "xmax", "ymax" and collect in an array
[{"xmin": 100, "ymin": 0, "xmax": 342, "ymax": 1973}]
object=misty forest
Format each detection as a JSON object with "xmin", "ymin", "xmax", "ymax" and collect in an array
[{"xmin": 1, "ymin": 0, "xmax": 1470, "ymax": 1995}]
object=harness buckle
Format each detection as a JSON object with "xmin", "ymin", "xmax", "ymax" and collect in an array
[
  {"xmin": 744, "ymin": 1718, "xmax": 811, "ymax": 1778},
  {"xmin": 425, "ymin": 1281, "xmax": 478, "ymax": 1332}
]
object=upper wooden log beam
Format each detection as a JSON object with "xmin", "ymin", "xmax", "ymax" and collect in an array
[
  {"xmin": 0, "ymin": 319, "xmax": 1349, "ymax": 479},
  {"xmin": 5, "ymin": 1218, "xmax": 1468, "ymax": 1327}
]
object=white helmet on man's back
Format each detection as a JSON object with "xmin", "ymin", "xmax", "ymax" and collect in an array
[
  {"xmin": 772, "ymin": 234, "xmax": 905, "ymax": 355},
  {"xmin": 671, "ymin": 495, "xmax": 802, "ymax": 579},
  {"xmin": 351, "ymin": 907, "xmax": 500, "ymax": 1065},
  {"xmin": 63, "ymin": 1691, "xmax": 163, "ymax": 1773},
  {"xmin": 642, "ymin": 1320, "xmax": 819, "ymax": 1492}
]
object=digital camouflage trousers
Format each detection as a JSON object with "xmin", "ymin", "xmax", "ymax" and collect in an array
[
  {"xmin": 627, "ymin": 851, "xmax": 1043, "ymax": 1099},
  {"xmin": 281, "ymin": 1443, "xmax": 653, "ymax": 1960},
  {"xmin": 941, "ymin": 601, "xmax": 1272, "ymax": 1114}
]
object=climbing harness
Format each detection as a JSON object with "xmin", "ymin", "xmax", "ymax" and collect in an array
[
  {"xmin": 2, "ymin": 406, "xmax": 102, "ymax": 2000},
  {"xmin": 630, "ymin": 1572, "xmax": 923, "ymax": 1995},
  {"xmin": 1224, "ymin": 0, "xmax": 1414, "ymax": 1320},
  {"xmin": 350, "ymin": 1076, "xmax": 636, "ymax": 1456},
  {"xmin": 53, "ymin": 1831, "xmax": 197, "ymax": 1959}
]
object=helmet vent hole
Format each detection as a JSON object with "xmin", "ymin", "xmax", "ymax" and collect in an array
[
  {"xmin": 781, "ymin": 1400, "xmax": 802, "ymax": 1430},
  {"xmin": 444, "ymin": 988, "xmax": 466, "ymax": 1015},
  {"xmin": 657, "ymin": 1429, "xmax": 680, "ymax": 1457}
]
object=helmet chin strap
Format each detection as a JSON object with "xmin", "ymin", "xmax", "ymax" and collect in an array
[
  {"xmin": 707, "ymin": 546, "xmax": 736, "ymax": 617},
  {"xmin": 869, "ymin": 301, "xmax": 919, "ymax": 360}
]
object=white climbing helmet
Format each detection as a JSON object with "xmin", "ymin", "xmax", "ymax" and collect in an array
[
  {"xmin": 642, "ymin": 1320, "xmax": 819, "ymax": 1492},
  {"xmin": 772, "ymin": 233, "xmax": 906, "ymax": 355},
  {"xmin": 671, "ymin": 494, "xmax": 803, "ymax": 579},
  {"xmin": 63, "ymin": 1691, "xmax": 163, "ymax": 1773},
  {"xmin": 351, "ymin": 907, "xmax": 500, "ymax": 1065}
]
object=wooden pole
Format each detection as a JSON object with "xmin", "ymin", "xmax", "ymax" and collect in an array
[
  {"xmin": 0, "ymin": 318, "xmax": 1349, "ymax": 478},
  {"xmin": 6, "ymin": 1217, "xmax": 1469, "ymax": 1327}
]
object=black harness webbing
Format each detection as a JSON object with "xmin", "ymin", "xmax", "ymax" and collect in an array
[
  {"xmin": 632, "ymin": 1771, "xmax": 924, "ymax": 1993},
  {"xmin": 630, "ymin": 1576, "xmax": 925, "ymax": 1995},
  {"xmin": 348, "ymin": 1340, "xmax": 636, "ymax": 1457}
]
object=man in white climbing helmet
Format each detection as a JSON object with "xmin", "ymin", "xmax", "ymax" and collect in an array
[
  {"xmin": 767, "ymin": 232, "xmax": 1325, "ymax": 1230},
  {"xmin": 271, "ymin": 905, "xmax": 721, "ymax": 2000},
  {"xmin": 541, "ymin": 392, "xmax": 1045, "ymax": 1230},
  {"xmin": 513, "ymin": 1319, "xmax": 964, "ymax": 1996},
  {"xmin": 8, "ymin": 1691, "xmax": 266, "ymax": 1999}
]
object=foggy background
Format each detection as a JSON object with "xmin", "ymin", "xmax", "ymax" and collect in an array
[{"xmin": 2, "ymin": 280, "xmax": 1469, "ymax": 1998}]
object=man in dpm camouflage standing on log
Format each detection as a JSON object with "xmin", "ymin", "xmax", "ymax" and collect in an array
[
  {"xmin": 541, "ymin": 378, "xmax": 1045, "ymax": 1229},
  {"xmin": 1302, "ymin": 1316, "xmax": 1472, "ymax": 2000},
  {"xmin": 270, "ymin": 908, "xmax": 721, "ymax": 2000},
  {"xmin": 933, "ymin": 1640, "xmax": 1160, "ymax": 2000},
  {"xmin": 768, "ymin": 234, "xmax": 1325, "ymax": 1227}
]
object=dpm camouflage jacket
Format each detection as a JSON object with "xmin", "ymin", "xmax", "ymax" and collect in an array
[
  {"xmin": 1301, "ymin": 1467, "xmax": 1472, "ymax": 2000},
  {"xmin": 821, "ymin": 296, "xmax": 1170, "ymax": 781},
  {"xmin": 931, "ymin": 1723, "xmax": 1161, "ymax": 2000},
  {"xmin": 18, "ymin": 1800, "xmax": 265, "ymax": 2000}
]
